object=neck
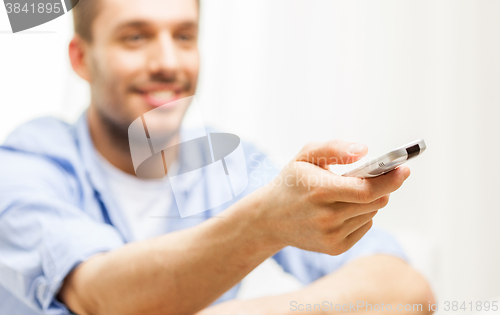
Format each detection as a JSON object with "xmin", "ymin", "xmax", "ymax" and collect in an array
[{"xmin": 87, "ymin": 106, "xmax": 179, "ymax": 176}]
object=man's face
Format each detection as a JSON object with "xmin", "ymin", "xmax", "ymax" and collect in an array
[{"xmin": 86, "ymin": 0, "xmax": 199, "ymax": 137}]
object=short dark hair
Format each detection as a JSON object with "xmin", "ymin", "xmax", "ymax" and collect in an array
[
  {"xmin": 71, "ymin": 0, "xmax": 100, "ymax": 42},
  {"xmin": 71, "ymin": 0, "xmax": 200, "ymax": 43}
]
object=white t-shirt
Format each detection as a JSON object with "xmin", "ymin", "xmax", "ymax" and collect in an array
[{"xmin": 96, "ymin": 153, "xmax": 180, "ymax": 241}]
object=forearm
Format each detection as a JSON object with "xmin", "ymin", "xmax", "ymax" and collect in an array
[
  {"xmin": 199, "ymin": 255, "xmax": 435, "ymax": 315},
  {"xmin": 59, "ymin": 188, "xmax": 283, "ymax": 315}
]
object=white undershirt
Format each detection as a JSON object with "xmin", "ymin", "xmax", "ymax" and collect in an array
[{"xmin": 96, "ymin": 152, "xmax": 180, "ymax": 241}]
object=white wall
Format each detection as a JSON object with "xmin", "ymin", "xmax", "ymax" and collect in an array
[
  {"xmin": 0, "ymin": 6, "xmax": 87, "ymax": 140},
  {"xmin": 197, "ymin": 0, "xmax": 500, "ymax": 305},
  {"xmin": 2, "ymin": 0, "xmax": 500, "ymax": 308}
]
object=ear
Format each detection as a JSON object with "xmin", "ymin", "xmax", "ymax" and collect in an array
[{"xmin": 69, "ymin": 35, "xmax": 92, "ymax": 82}]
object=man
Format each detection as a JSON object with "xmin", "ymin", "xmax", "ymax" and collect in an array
[{"xmin": 0, "ymin": 0, "xmax": 435, "ymax": 314}]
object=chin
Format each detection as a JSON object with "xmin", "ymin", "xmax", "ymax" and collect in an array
[{"xmin": 146, "ymin": 114, "xmax": 183, "ymax": 132}]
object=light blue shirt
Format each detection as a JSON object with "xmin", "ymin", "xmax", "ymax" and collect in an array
[{"xmin": 0, "ymin": 113, "xmax": 407, "ymax": 314}]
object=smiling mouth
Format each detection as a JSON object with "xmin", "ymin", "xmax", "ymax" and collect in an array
[{"xmin": 136, "ymin": 89, "xmax": 183, "ymax": 108}]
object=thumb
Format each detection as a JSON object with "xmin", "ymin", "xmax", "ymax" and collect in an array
[{"xmin": 294, "ymin": 139, "xmax": 368, "ymax": 169}]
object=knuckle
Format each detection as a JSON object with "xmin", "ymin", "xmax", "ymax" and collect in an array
[
  {"xmin": 296, "ymin": 142, "xmax": 314, "ymax": 162},
  {"xmin": 335, "ymin": 206, "xmax": 349, "ymax": 221},
  {"xmin": 323, "ymin": 242, "xmax": 342, "ymax": 256},
  {"xmin": 302, "ymin": 141, "xmax": 317, "ymax": 154},
  {"xmin": 366, "ymin": 219, "xmax": 374, "ymax": 230},
  {"xmin": 330, "ymin": 241, "xmax": 349, "ymax": 256},
  {"xmin": 316, "ymin": 212, "xmax": 334, "ymax": 232},
  {"xmin": 357, "ymin": 187, "xmax": 373, "ymax": 203},
  {"xmin": 363, "ymin": 219, "xmax": 374, "ymax": 232},
  {"xmin": 378, "ymin": 195, "xmax": 390, "ymax": 208},
  {"xmin": 327, "ymin": 139, "xmax": 341, "ymax": 151},
  {"xmin": 327, "ymin": 139, "xmax": 346, "ymax": 164},
  {"xmin": 323, "ymin": 229, "xmax": 342, "ymax": 247},
  {"xmin": 309, "ymin": 185, "xmax": 330, "ymax": 203},
  {"xmin": 353, "ymin": 176, "xmax": 365, "ymax": 187}
]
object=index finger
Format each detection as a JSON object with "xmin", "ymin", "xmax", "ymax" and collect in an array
[{"xmin": 321, "ymin": 166, "xmax": 411, "ymax": 204}]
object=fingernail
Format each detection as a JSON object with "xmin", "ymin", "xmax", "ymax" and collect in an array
[
  {"xmin": 348, "ymin": 143, "xmax": 366, "ymax": 155},
  {"xmin": 403, "ymin": 167, "xmax": 411, "ymax": 180}
]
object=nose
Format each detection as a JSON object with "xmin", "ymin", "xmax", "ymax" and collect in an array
[{"xmin": 148, "ymin": 32, "xmax": 180, "ymax": 76}]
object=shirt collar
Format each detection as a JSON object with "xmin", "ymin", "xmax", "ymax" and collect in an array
[{"xmin": 74, "ymin": 111, "xmax": 135, "ymax": 241}]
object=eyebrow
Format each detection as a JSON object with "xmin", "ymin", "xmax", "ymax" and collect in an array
[{"xmin": 113, "ymin": 20, "xmax": 198, "ymax": 33}]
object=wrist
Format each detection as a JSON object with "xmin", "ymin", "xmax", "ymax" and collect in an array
[{"xmin": 228, "ymin": 185, "xmax": 286, "ymax": 256}]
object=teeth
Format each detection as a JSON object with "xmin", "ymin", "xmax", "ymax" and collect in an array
[{"xmin": 148, "ymin": 90, "xmax": 175, "ymax": 100}]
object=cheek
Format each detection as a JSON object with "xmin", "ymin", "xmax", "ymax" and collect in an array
[
  {"xmin": 183, "ymin": 50, "xmax": 200, "ymax": 80},
  {"xmin": 105, "ymin": 48, "xmax": 146, "ymax": 86}
]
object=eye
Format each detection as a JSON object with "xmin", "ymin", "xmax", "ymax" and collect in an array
[
  {"xmin": 119, "ymin": 31, "xmax": 152, "ymax": 46},
  {"xmin": 176, "ymin": 33, "xmax": 195, "ymax": 42},
  {"xmin": 125, "ymin": 33, "xmax": 146, "ymax": 42}
]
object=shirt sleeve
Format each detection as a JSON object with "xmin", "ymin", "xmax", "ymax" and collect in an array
[
  {"xmin": 271, "ymin": 226, "xmax": 408, "ymax": 285},
  {"xmin": 0, "ymin": 149, "xmax": 125, "ymax": 314}
]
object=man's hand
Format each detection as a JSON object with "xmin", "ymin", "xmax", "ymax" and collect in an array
[{"xmin": 256, "ymin": 139, "xmax": 410, "ymax": 255}]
